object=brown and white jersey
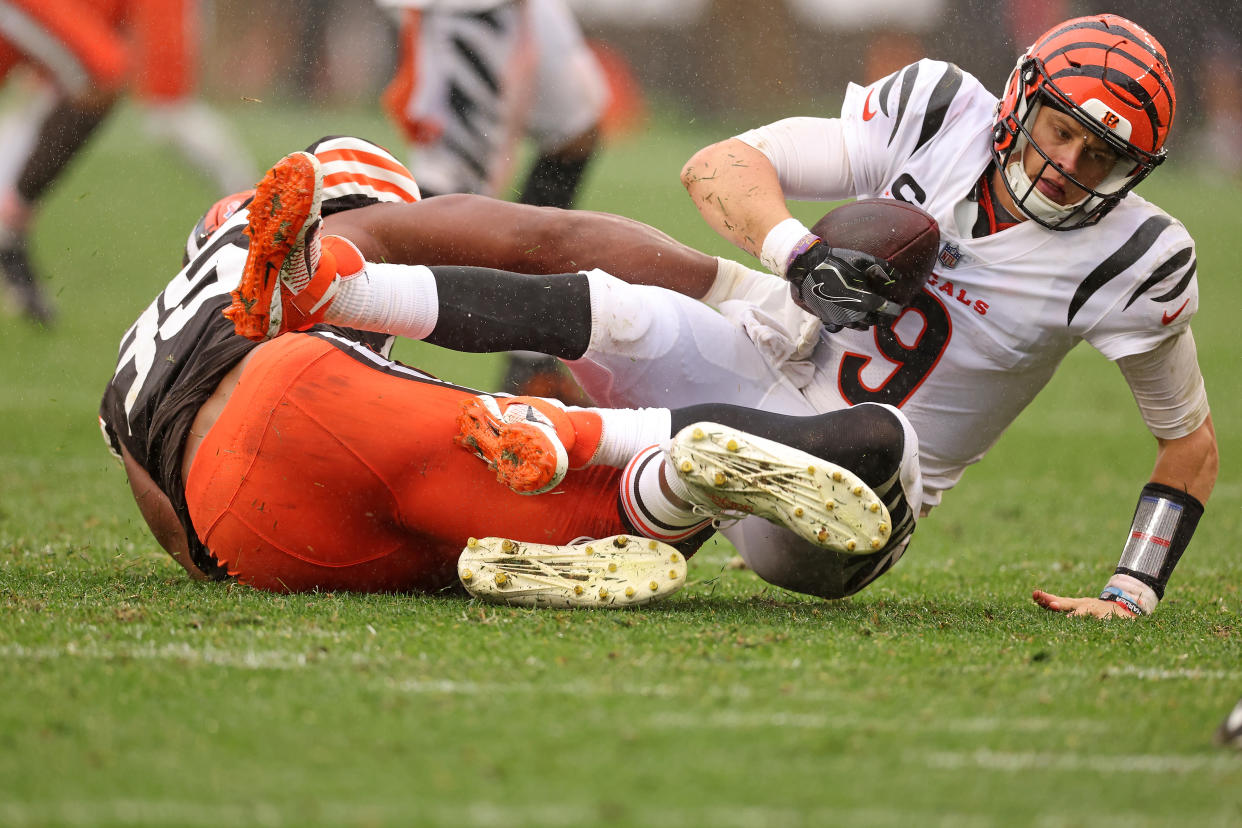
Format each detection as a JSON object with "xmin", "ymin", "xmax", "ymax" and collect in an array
[{"xmin": 99, "ymin": 136, "xmax": 419, "ymax": 574}]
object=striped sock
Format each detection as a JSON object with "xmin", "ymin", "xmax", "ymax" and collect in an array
[{"xmin": 619, "ymin": 445, "xmax": 712, "ymax": 543}]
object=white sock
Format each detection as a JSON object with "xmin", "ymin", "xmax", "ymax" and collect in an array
[
  {"xmin": 574, "ymin": 406, "xmax": 672, "ymax": 467},
  {"xmin": 619, "ymin": 445, "xmax": 711, "ymax": 542},
  {"xmin": 324, "ymin": 261, "xmax": 439, "ymax": 340}
]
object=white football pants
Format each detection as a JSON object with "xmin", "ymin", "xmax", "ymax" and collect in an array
[{"xmin": 566, "ymin": 268, "xmax": 907, "ymax": 599}]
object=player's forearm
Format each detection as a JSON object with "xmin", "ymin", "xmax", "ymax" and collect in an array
[
  {"xmin": 548, "ymin": 208, "xmax": 718, "ymax": 298},
  {"xmin": 681, "ymin": 138, "xmax": 792, "ymax": 259},
  {"xmin": 325, "ymin": 196, "xmax": 719, "ymax": 299},
  {"xmin": 1094, "ymin": 417, "xmax": 1217, "ymax": 615},
  {"xmin": 1150, "ymin": 415, "xmax": 1217, "ymax": 503}
]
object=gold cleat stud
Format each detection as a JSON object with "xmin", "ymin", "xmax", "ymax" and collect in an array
[
  {"xmin": 574, "ymin": 585, "xmax": 584, "ymax": 596},
  {"xmin": 878, "ymin": 523, "xmax": 889, "ymax": 535},
  {"xmin": 817, "ymin": 529, "xmax": 829, "ymax": 542},
  {"xmin": 807, "ymin": 465, "xmax": 816, "ymax": 475},
  {"xmin": 832, "ymin": 471, "xmax": 843, "ymax": 482},
  {"xmin": 648, "ymin": 540, "xmax": 659, "ymax": 550},
  {"xmin": 585, "ymin": 546, "xmax": 595, "ymax": 556},
  {"xmin": 649, "ymin": 581, "xmax": 659, "ymax": 591},
  {"xmin": 599, "ymin": 588, "xmax": 609, "ymax": 599},
  {"xmin": 680, "ymin": 460, "xmax": 694, "ymax": 473},
  {"xmin": 615, "ymin": 535, "xmax": 629, "ymax": 546},
  {"xmin": 852, "ymin": 485, "xmax": 863, "ymax": 496},
  {"xmin": 625, "ymin": 587, "xmax": 636, "ymax": 598},
  {"xmin": 845, "ymin": 540, "xmax": 856, "ymax": 552},
  {"xmin": 794, "ymin": 507, "xmax": 804, "ymax": 517},
  {"xmin": 726, "ymin": 439, "xmax": 739, "ymax": 452},
  {"xmin": 501, "ymin": 539, "xmax": 515, "ymax": 553},
  {"xmin": 669, "ymin": 552, "xmax": 682, "ymax": 563},
  {"xmin": 460, "ymin": 569, "xmax": 473, "ymax": 582},
  {"xmin": 668, "ymin": 570, "xmax": 679, "ymax": 580},
  {"xmin": 692, "ymin": 427, "xmax": 705, "ymax": 440},
  {"xmin": 871, "ymin": 538, "xmax": 883, "ymax": 549},
  {"xmin": 494, "ymin": 572, "xmax": 508, "ymax": 586},
  {"xmin": 608, "ymin": 562, "xmax": 618, "ymax": 573},
  {"xmin": 714, "ymin": 472, "xmax": 727, "ymax": 486},
  {"xmin": 467, "ymin": 537, "xmax": 478, "ymax": 548},
  {"xmin": 869, "ymin": 502, "xmax": 880, "ymax": 513},
  {"xmin": 824, "ymin": 501, "xmax": 835, "ymax": 511}
]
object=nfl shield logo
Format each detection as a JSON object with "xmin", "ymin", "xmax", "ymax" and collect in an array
[{"xmin": 938, "ymin": 242, "xmax": 961, "ymax": 269}]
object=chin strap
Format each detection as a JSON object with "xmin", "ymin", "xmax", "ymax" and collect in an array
[{"xmin": 1100, "ymin": 482, "xmax": 1204, "ymax": 615}]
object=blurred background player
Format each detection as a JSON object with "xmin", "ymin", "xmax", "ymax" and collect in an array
[
  {"xmin": 126, "ymin": 0, "xmax": 257, "ymax": 194},
  {"xmin": 0, "ymin": 0, "xmax": 128, "ymax": 324},
  {"xmin": 375, "ymin": 0, "xmax": 610, "ymax": 402},
  {"xmin": 0, "ymin": 0, "xmax": 256, "ymax": 326}
]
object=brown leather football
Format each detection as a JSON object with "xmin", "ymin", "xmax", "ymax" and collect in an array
[{"xmin": 811, "ymin": 199, "xmax": 940, "ymax": 307}]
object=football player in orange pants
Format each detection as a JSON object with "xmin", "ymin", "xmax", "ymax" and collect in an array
[{"xmin": 101, "ymin": 137, "xmax": 922, "ymax": 605}]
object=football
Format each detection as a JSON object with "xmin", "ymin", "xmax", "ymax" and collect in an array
[{"xmin": 811, "ymin": 198, "xmax": 940, "ymax": 307}]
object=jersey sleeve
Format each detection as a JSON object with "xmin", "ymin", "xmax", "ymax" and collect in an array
[
  {"xmin": 839, "ymin": 59, "xmax": 989, "ymax": 198},
  {"xmin": 1080, "ymin": 217, "xmax": 1199, "ymax": 361}
]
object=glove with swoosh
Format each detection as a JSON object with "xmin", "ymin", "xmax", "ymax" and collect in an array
[{"xmin": 785, "ymin": 240, "xmax": 905, "ymax": 332}]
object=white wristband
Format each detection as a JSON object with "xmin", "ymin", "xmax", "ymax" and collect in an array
[
  {"xmin": 760, "ymin": 217, "xmax": 816, "ymax": 278},
  {"xmin": 1103, "ymin": 573, "xmax": 1159, "ymax": 615}
]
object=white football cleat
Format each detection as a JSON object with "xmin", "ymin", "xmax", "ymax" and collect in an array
[
  {"xmin": 458, "ymin": 535, "xmax": 686, "ymax": 608},
  {"xmin": 667, "ymin": 422, "xmax": 892, "ymax": 555}
]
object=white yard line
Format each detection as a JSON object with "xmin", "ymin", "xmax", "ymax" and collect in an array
[
  {"xmin": 920, "ymin": 747, "xmax": 1242, "ymax": 775},
  {"xmin": 0, "ymin": 799, "xmax": 1109, "ymax": 828}
]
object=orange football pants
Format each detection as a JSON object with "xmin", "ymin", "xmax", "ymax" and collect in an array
[{"xmin": 185, "ymin": 334, "xmax": 626, "ymax": 593}]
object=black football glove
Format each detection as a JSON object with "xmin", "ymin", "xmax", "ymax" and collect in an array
[{"xmin": 786, "ymin": 240, "xmax": 904, "ymax": 331}]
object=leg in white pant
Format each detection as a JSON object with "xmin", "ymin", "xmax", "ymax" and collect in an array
[
  {"xmin": 567, "ymin": 268, "xmax": 815, "ymax": 415},
  {"xmin": 567, "ymin": 269, "xmax": 921, "ymax": 600}
]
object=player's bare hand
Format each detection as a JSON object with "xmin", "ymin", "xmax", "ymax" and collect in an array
[{"xmin": 1031, "ymin": 589, "xmax": 1138, "ymax": 619}]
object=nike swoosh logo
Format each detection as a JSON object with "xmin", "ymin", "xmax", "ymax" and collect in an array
[
  {"xmin": 809, "ymin": 265, "xmax": 866, "ymax": 304},
  {"xmin": 1161, "ymin": 299, "xmax": 1190, "ymax": 325},
  {"xmin": 862, "ymin": 89, "xmax": 878, "ymax": 121}
]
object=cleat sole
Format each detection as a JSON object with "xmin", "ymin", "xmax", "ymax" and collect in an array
[
  {"xmin": 667, "ymin": 422, "xmax": 891, "ymax": 555},
  {"xmin": 458, "ymin": 535, "xmax": 686, "ymax": 608}
]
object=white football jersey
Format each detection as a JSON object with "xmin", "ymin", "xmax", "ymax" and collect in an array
[{"xmin": 797, "ymin": 60, "xmax": 1199, "ymax": 507}]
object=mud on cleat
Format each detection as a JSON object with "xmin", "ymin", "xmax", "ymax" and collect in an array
[
  {"xmin": 454, "ymin": 395, "xmax": 569, "ymax": 494},
  {"xmin": 458, "ymin": 535, "xmax": 686, "ymax": 608},
  {"xmin": 223, "ymin": 150, "xmax": 326, "ymax": 341},
  {"xmin": 666, "ymin": 422, "xmax": 892, "ymax": 555}
]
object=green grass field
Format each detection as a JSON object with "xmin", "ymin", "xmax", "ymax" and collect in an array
[{"xmin": 2, "ymin": 101, "xmax": 1241, "ymax": 826}]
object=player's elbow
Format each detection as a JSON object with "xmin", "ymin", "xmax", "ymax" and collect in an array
[{"xmin": 681, "ymin": 142, "xmax": 727, "ymax": 194}]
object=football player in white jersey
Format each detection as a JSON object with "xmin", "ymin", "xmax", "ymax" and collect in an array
[{"xmin": 668, "ymin": 14, "xmax": 1214, "ymax": 619}]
